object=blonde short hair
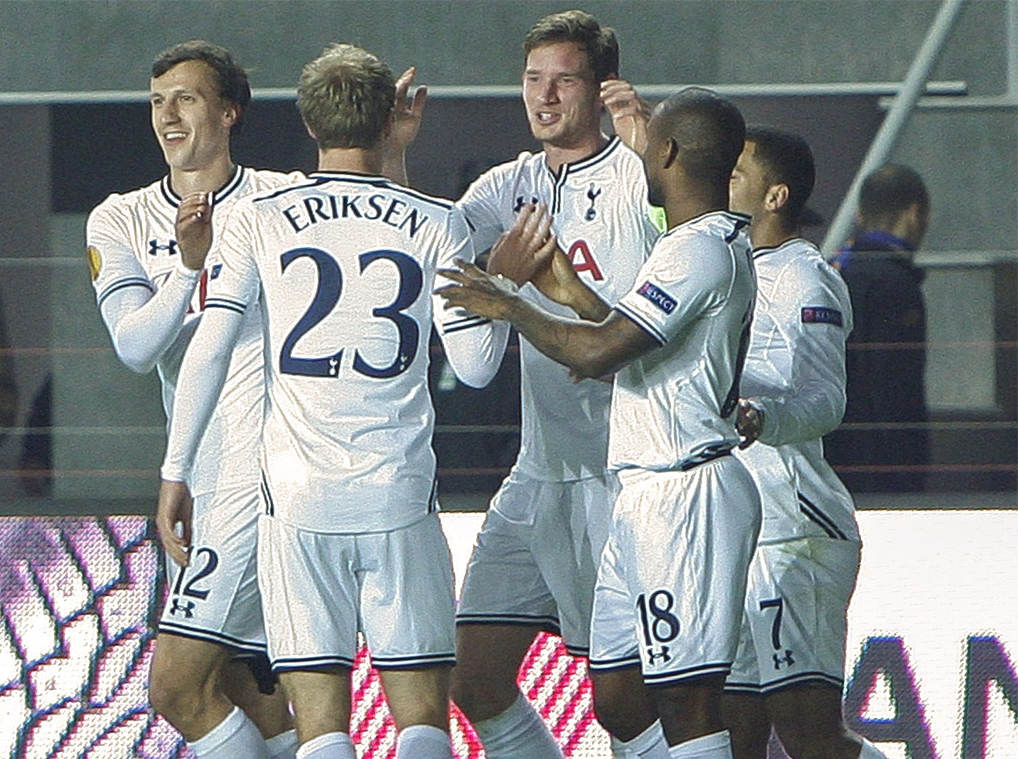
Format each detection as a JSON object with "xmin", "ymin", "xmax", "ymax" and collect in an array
[{"xmin": 297, "ymin": 43, "xmax": 395, "ymax": 150}]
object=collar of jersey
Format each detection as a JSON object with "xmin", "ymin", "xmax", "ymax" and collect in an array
[
  {"xmin": 544, "ymin": 135, "xmax": 620, "ymax": 179},
  {"xmin": 309, "ymin": 170, "xmax": 391, "ymax": 187},
  {"xmin": 662, "ymin": 209, "xmax": 751, "ymax": 238},
  {"xmin": 751, "ymin": 237, "xmax": 815, "ymax": 260},
  {"xmin": 160, "ymin": 164, "xmax": 245, "ymax": 208}
]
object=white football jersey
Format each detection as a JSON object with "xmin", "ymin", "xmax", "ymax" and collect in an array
[
  {"xmin": 609, "ymin": 212, "xmax": 754, "ymax": 472},
  {"xmin": 197, "ymin": 172, "xmax": 506, "ymax": 533},
  {"xmin": 734, "ymin": 238, "xmax": 860, "ymax": 543},
  {"xmin": 457, "ymin": 137, "xmax": 657, "ymax": 480},
  {"xmin": 88, "ymin": 166, "xmax": 303, "ymax": 497}
]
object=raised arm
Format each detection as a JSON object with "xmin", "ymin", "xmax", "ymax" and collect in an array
[
  {"xmin": 382, "ymin": 66, "xmax": 428, "ymax": 185},
  {"xmin": 91, "ymin": 194, "xmax": 212, "ymax": 373},
  {"xmin": 601, "ymin": 79, "xmax": 651, "ymax": 156}
]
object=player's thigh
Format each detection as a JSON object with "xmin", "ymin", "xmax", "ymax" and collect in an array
[
  {"xmin": 746, "ymin": 538, "xmax": 860, "ymax": 695},
  {"xmin": 279, "ymin": 667, "xmax": 352, "ymax": 744},
  {"xmin": 160, "ymin": 485, "xmax": 265, "ymax": 653},
  {"xmin": 257, "ymin": 515, "xmax": 360, "ymax": 670},
  {"xmin": 457, "ymin": 488, "xmax": 560, "ymax": 635},
  {"xmin": 359, "ymin": 513, "xmax": 457, "ymax": 670},
  {"xmin": 379, "ymin": 666, "xmax": 453, "ymax": 731}
]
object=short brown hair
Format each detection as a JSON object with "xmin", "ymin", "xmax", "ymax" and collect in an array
[
  {"xmin": 297, "ymin": 43, "xmax": 395, "ymax": 150},
  {"xmin": 523, "ymin": 10, "xmax": 619, "ymax": 82}
]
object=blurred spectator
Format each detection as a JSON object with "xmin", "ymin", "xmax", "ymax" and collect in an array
[{"xmin": 825, "ymin": 164, "xmax": 930, "ymax": 492}]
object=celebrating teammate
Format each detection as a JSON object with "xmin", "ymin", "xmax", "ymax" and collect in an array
[
  {"xmin": 725, "ymin": 126, "xmax": 888, "ymax": 759},
  {"xmin": 87, "ymin": 40, "xmax": 300, "ymax": 759},
  {"xmin": 439, "ymin": 87, "xmax": 760, "ymax": 759},
  {"xmin": 158, "ymin": 43, "xmax": 509, "ymax": 759},
  {"xmin": 447, "ymin": 10, "xmax": 659, "ymax": 759}
]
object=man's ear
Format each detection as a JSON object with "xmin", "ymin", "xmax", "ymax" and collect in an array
[
  {"xmin": 223, "ymin": 103, "xmax": 240, "ymax": 129},
  {"xmin": 662, "ymin": 137, "xmax": 679, "ymax": 170},
  {"xmin": 764, "ymin": 183, "xmax": 790, "ymax": 213}
]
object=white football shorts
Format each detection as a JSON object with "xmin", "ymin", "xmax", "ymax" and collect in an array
[
  {"xmin": 158, "ymin": 483, "xmax": 266, "ymax": 654},
  {"xmin": 589, "ymin": 457, "xmax": 761, "ymax": 687},
  {"xmin": 258, "ymin": 511, "xmax": 456, "ymax": 672},
  {"xmin": 726, "ymin": 536, "xmax": 861, "ymax": 694},
  {"xmin": 455, "ymin": 471, "xmax": 619, "ymax": 656}
]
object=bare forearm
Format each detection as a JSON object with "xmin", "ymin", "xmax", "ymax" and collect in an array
[
  {"xmin": 566, "ymin": 283, "xmax": 611, "ymax": 322},
  {"xmin": 503, "ymin": 297, "xmax": 618, "ymax": 379}
]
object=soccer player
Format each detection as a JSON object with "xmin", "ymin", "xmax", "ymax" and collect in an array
[
  {"xmin": 439, "ymin": 87, "xmax": 761, "ymax": 759},
  {"xmin": 448, "ymin": 10, "xmax": 659, "ymax": 759},
  {"xmin": 87, "ymin": 40, "xmax": 301, "ymax": 759},
  {"xmin": 158, "ymin": 43, "xmax": 509, "ymax": 759},
  {"xmin": 724, "ymin": 127, "xmax": 889, "ymax": 759}
]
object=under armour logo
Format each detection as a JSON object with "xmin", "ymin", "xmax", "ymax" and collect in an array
[
  {"xmin": 169, "ymin": 599, "xmax": 196, "ymax": 618},
  {"xmin": 585, "ymin": 184, "xmax": 602, "ymax": 221},
  {"xmin": 772, "ymin": 650, "xmax": 795, "ymax": 670},
  {"xmin": 514, "ymin": 195, "xmax": 538, "ymax": 214},
  {"xmin": 647, "ymin": 646, "xmax": 672, "ymax": 665},
  {"xmin": 149, "ymin": 239, "xmax": 179, "ymax": 257}
]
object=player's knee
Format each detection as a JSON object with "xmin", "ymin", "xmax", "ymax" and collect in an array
[
  {"xmin": 148, "ymin": 664, "xmax": 216, "ymax": 730},
  {"xmin": 591, "ymin": 677, "xmax": 653, "ymax": 740}
]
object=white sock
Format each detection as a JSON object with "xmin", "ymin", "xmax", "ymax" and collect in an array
[
  {"xmin": 471, "ymin": 691, "xmax": 564, "ymax": 759},
  {"xmin": 266, "ymin": 729, "xmax": 299, "ymax": 759},
  {"xmin": 395, "ymin": 724, "xmax": 452, "ymax": 759},
  {"xmin": 667, "ymin": 730, "xmax": 732, "ymax": 759},
  {"xmin": 611, "ymin": 720, "xmax": 670, "ymax": 758},
  {"xmin": 857, "ymin": 738, "xmax": 890, "ymax": 759},
  {"xmin": 295, "ymin": 732, "xmax": 356, "ymax": 759},
  {"xmin": 187, "ymin": 706, "xmax": 271, "ymax": 759}
]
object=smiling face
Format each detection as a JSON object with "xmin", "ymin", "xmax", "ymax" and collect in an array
[
  {"xmin": 522, "ymin": 41, "xmax": 603, "ymax": 153},
  {"xmin": 149, "ymin": 59, "xmax": 236, "ymax": 173}
]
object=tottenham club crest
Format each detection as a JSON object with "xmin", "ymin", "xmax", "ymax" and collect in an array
[{"xmin": 585, "ymin": 184, "xmax": 602, "ymax": 220}]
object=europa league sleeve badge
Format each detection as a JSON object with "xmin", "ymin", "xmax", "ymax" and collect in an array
[{"xmin": 87, "ymin": 246, "xmax": 102, "ymax": 282}]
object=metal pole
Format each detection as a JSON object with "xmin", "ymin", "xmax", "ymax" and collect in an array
[{"xmin": 822, "ymin": 0, "xmax": 968, "ymax": 255}]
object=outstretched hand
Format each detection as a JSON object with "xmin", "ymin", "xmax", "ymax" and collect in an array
[
  {"xmin": 601, "ymin": 79, "xmax": 650, "ymax": 156},
  {"xmin": 175, "ymin": 192, "xmax": 214, "ymax": 271},
  {"xmin": 156, "ymin": 479, "xmax": 193, "ymax": 567},
  {"xmin": 486, "ymin": 202, "xmax": 557, "ymax": 286},
  {"xmin": 436, "ymin": 260, "xmax": 522, "ymax": 321}
]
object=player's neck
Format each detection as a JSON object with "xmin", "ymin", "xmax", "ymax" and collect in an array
[
  {"xmin": 167, "ymin": 155, "xmax": 236, "ymax": 197},
  {"xmin": 318, "ymin": 146, "xmax": 384, "ymax": 177},
  {"xmin": 542, "ymin": 132, "xmax": 608, "ymax": 174},
  {"xmin": 662, "ymin": 185, "xmax": 729, "ymax": 230},
  {"xmin": 750, "ymin": 216, "xmax": 799, "ymax": 249}
]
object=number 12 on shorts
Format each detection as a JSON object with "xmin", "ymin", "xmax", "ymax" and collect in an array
[{"xmin": 637, "ymin": 590, "xmax": 680, "ymax": 665}]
